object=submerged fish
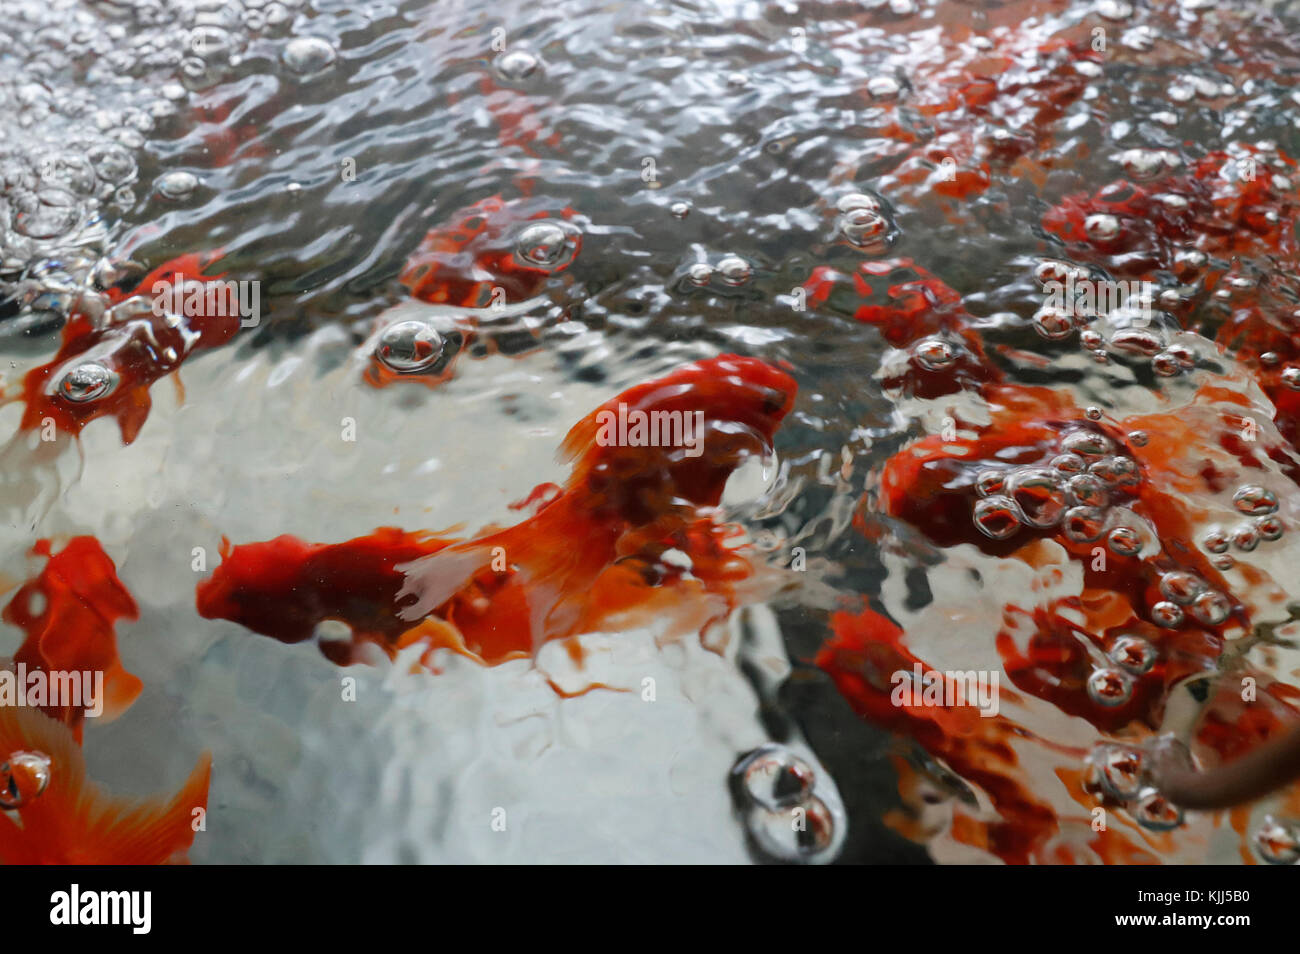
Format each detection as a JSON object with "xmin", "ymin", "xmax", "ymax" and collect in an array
[
  {"xmin": 198, "ymin": 355, "xmax": 797, "ymax": 669},
  {"xmin": 2, "ymin": 537, "xmax": 143, "ymax": 742},
  {"xmin": 17, "ymin": 251, "xmax": 238, "ymax": 444},
  {"xmin": 0, "ymin": 704, "xmax": 210, "ymax": 865}
]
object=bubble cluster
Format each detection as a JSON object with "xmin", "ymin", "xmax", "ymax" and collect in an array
[{"xmin": 731, "ymin": 744, "xmax": 844, "ymax": 864}]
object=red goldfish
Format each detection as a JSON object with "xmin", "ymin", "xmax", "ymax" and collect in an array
[
  {"xmin": 198, "ymin": 354, "xmax": 797, "ymax": 669},
  {"xmin": 0, "ymin": 704, "xmax": 210, "ymax": 865},
  {"xmin": 18, "ymin": 251, "xmax": 238, "ymax": 444},
  {"xmin": 3, "ymin": 537, "xmax": 143, "ymax": 742}
]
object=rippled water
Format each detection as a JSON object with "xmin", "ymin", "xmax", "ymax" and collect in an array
[{"xmin": 5, "ymin": 0, "xmax": 1300, "ymax": 864}]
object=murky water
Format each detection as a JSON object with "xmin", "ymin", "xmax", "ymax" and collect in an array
[{"xmin": 4, "ymin": 0, "xmax": 1300, "ymax": 864}]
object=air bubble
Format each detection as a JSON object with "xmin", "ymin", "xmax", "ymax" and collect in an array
[
  {"xmin": 1107, "ymin": 525, "xmax": 1142, "ymax": 556},
  {"xmin": 1150, "ymin": 601, "xmax": 1185, "ymax": 629},
  {"xmin": 912, "ymin": 337, "xmax": 956, "ymax": 371},
  {"xmin": 1158, "ymin": 570, "xmax": 1204, "ymax": 605},
  {"xmin": 1087, "ymin": 667, "xmax": 1133, "ymax": 707},
  {"xmin": 283, "ymin": 37, "xmax": 337, "ymax": 74},
  {"xmin": 1256, "ymin": 515, "xmax": 1284, "ymax": 541},
  {"xmin": 1133, "ymin": 788, "xmax": 1183, "ymax": 831},
  {"xmin": 58, "ymin": 362, "xmax": 117, "ymax": 403},
  {"xmin": 375, "ymin": 320, "xmax": 444, "ymax": 373},
  {"xmin": 1061, "ymin": 430, "xmax": 1113, "ymax": 459},
  {"xmin": 1233, "ymin": 485, "xmax": 1278, "ymax": 516},
  {"xmin": 1062, "ymin": 506, "xmax": 1107, "ymax": 543},
  {"xmin": 514, "ymin": 221, "xmax": 580, "ymax": 271},
  {"xmin": 1188, "ymin": 590, "xmax": 1231, "ymax": 627},
  {"xmin": 1253, "ymin": 816, "xmax": 1300, "ymax": 865},
  {"xmin": 973, "ymin": 495, "xmax": 1023, "ymax": 540},
  {"xmin": 1006, "ymin": 468, "xmax": 1067, "ymax": 529},
  {"xmin": 0, "ymin": 751, "xmax": 51, "ymax": 809},
  {"xmin": 1084, "ymin": 213, "xmax": 1121, "ymax": 241},
  {"xmin": 1109, "ymin": 634, "xmax": 1157, "ymax": 674},
  {"xmin": 156, "ymin": 170, "xmax": 198, "ymax": 200},
  {"xmin": 739, "ymin": 745, "xmax": 816, "ymax": 811}
]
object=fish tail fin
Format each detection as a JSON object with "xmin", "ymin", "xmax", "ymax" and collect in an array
[{"xmin": 82, "ymin": 751, "xmax": 212, "ymax": 865}]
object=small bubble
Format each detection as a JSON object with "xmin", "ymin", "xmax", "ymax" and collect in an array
[
  {"xmin": 840, "ymin": 208, "xmax": 889, "ymax": 248},
  {"xmin": 1084, "ymin": 213, "xmax": 1121, "ymax": 241},
  {"xmin": 1158, "ymin": 570, "xmax": 1204, "ymax": 605},
  {"xmin": 1051, "ymin": 453, "xmax": 1087, "ymax": 475},
  {"xmin": 1202, "ymin": 526, "xmax": 1230, "ymax": 554},
  {"xmin": 747, "ymin": 796, "xmax": 836, "ymax": 860},
  {"xmin": 1127, "ymin": 430, "xmax": 1149, "ymax": 447},
  {"xmin": 0, "ymin": 751, "xmax": 51, "ymax": 809},
  {"xmin": 1107, "ymin": 526, "xmax": 1143, "ymax": 556},
  {"xmin": 1188, "ymin": 590, "xmax": 1231, "ymax": 627},
  {"xmin": 58, "ymin": 362, "xmax": 117, "ymax": 403},
  {"xmin": 283, "ymin": 36, "xmax": 337, "ymax": 74},
  {"xmin": 1256, "ymin": 515, "xmax": 1284, "ymax": 541},
  {"xmin": 716, "ymin": 255, "xmax": 752, "ymax": 286},
  {"xmin": 1061, "ymin": 430, "xmax": 1114, "ymax": 459},
  {"xmin": 1281, "ymin": 366, "xmax": 1300, "ymax": 390},
  {"xmin": 1233, "ymin": 485, "xmax": 1278, "ymax": 516},
  {"xmin": 1097, "ymin": 745, "xmax": 1144, "ymax": 799},
  {"xmin": 1067, "ymin": 474, "xmax": 1108, "ymax": 508},
  {"xmin": 1062, "ymin": 506, "xmax": 1107, "ymax": 543},
  {"xmin": 1006, "ymin": 468, "xmax": 1067, "ymax": 529},
  {"xmin": 1253, "ymin": 816, "xmax": 1300, "ymax": 865},
  {"xmin": 1150, "ymin": 600, "xmax": 1185, "ymax": 629},
  {"xmin": 1133, "ymin": 788, "xmax": 1183, "ymax": 831},
  {"xmin": 836, "ymin": 193, "xmax": 881, "ymax": 213},
  {"xmin": 1151, "ymin": 351, "xmax": 1182, "ymax": 376},
  {"xmin": 912, "ymin": 337, "xmax": 957, "ymax": 371},
  {"xmin": 1032, "ymin": 306, "xmax": 1074, "ymax": 340},
  {"xmin": 1109, "ymin": 634, "xmax": 1157, "ymax": 674},
  {"xmin": 514, "ymin": 221, "xmax": 580, "ymax": 271},
  {"xmin": 1087, "ymin": 667, "xmax": 1134, "ymax": 707},
  {"xmin": 375, "ymin": 320, "xmax": 444, "ymax": 373},
  {"xmin": 494, "ymin": 48, "xmax": 541, "ymax": 82},
  {"xmin": 738, "ymin": 745, "xmax": 816, "ymax": 811},
  {"xmin": 867, "ymin": 75, "xmax": 901, "ymax": 99},
  {"xmin": 686, "ymin": 263, "xmax": 713, "ymax": 286},
  {"xmin": 973, "ymin": 495, "xmax": 1023, "ymax": 540},
  {"xmin": 156, "ymin": 170, "xmax": 198, "ymax": 200},
  {"xmin": 1232, "ymin": 523, "xmax": 1260, "ymax": 552},
  {"xmin": 669, "ymin": 202, "xmax": 690, "ymax": 219},
  {"xmin": 974, "ymin": 470, "xmax": 1005, "ymax": 497}
]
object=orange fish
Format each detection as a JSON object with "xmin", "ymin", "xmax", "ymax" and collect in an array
[
  {"xmin": 3, "ymin": 537, "xmax": 142, "ymax": 742},
  {"xmin": 18, "ymin": 251, "xmax": 237, "ymax": 444},
  {"xmin": 0, "ymin": 705, "xmax": 210, "ymax": 865},
  {"xmin": 198, "ymin": 354, "xmax": 797, "ymax": 668}
]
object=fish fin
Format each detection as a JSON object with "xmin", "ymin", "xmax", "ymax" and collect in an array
[{"xmin": 79, "ymin": 752, "xmax": 212, "ymax": 865}]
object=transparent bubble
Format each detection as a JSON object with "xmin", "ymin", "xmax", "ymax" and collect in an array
[
  {"xmin": 283, "ymin": 37, "xmax": 337, "ymax": 75},
  {"xmin": 739, "ymin": 745, "xmax": 816, "ymax": 811},
  {"xmin": 1151, "ymin": 351, "xmax": 1182, "ymax": 376},
  {"xmin": 912, "ymin": 337, "xmax": 956, "ymax": 371},
  {"xmin": 1006, "ymin": 468, "xmax": 1067, "ymax": 529},
  {"xmin": 1202, "ymin": 526, "xmax": 1230, "ymax": 554},
  {"xmin": 836, "ymin": 193, "xmax": 881, "ymax": 213},
  {"xmin": 1107, "ymin": 525, "xmax": 1143, "ymax": 556},
  {"xmin": 1282, "ymin": 366, "xmax": 1300, "ymax": 390},
  {"xmin": 716, "ymin": 255, "xmax": 752, "ymax": 286},
  {"xmin": 1127, "ymin": 430, "xmax": 1149, "ymax": 447},
  {"xmin": 156, "ymin": 170, "xmax": 198, "ymax": 200},
  {"xmin": 1087, "ymin": 667, "xmax": 1133, "ymax": 707},
  {"xmin": 1097, "ymin": 744, "xmax": 1144, "ymax": 799},
  {"xmin": 669, "ymin": 202, "xmax": 690, "ymax": 219},
  {"xmin": 840, "ymin": 208, "xmax": 889, "ymax": 248},
  {"xmin": 746, "ymin": 796, "xmax": 836, "ymax": 861},
  {"xmin": 1111, "ymin": 328, "xmax": 1166, "ymax": 357},
  {"xmin": 58, "ymin": 362, "xmax": 117, "ymax": 403},
  {"xmin": 1109, "ymin": 634, "xmax": 1157, "ymax": 674},
  {"xmin": 1051, "ymin": 453, "xmax": 1087, "ymax": 475},
  {"xmin": 1084, "ymin": 213, "xmax": 1121, "ymax": 241},
  {"xmin": 973, "ymin": 495, "xmax": 1023, "ymax": 540},
  {"xmin": 1118, "ymin": 147, "xmax": 1177, "ymax": 180},
  {"xmin": 1188, "ymin": 590, "xmax": 1231, "ymax": 627},
  {"xmin": 1133, "ymin": 788, "xmax": 1183, "ymax": 831},
  {"xmin": 686, "ymin": 263, "xmax": 713, "ymax": 286},
  {"xmin": 1233, "ymin": 485, "xmax": 1278, "ymax": 516},
  {"xmin": 974, "ymin": 470, "xmax": 1005, "ymax": 497},
  {"xmin": 1061, "ymin": 430, "xmax": 1114, "ymax": 459},
  {"xmin": 1158, "ymin": 570, "xmax": 1204, "ymax": 605},
  {"xmin": 1253, "ymin": 816, "xmax": 1300, "ymax": 865},
  {"xmin": 375, "ymin": 320, "xmax": 444, "ymax": 372},
  {"xmin": 1067, "ymin": 474, "xmax": 1108, "ymax": 508},
  {"xmin": 514, "ymin": 221, "xmax": 580, "ymax": 271},
  {"xmin": 867, "ymin": 75, "xmax": 901, "ymax": 99},
  {"xmin": 0, "ymin": 751, "xmax": 52, "ymax": 809},
  {"xmin": 1062, "ymin": 506, "xmax": 1107, "ymax": 543},
  {"xmin": 1150, "ymin": 600, "xmax": 1185, "ymax": 629},
  {"xmin": 1256, "ymin": 515, "xmax": 1284, "ymax": 541},
  {"xmin": 1232, "ymin": 524, "xmax": 1260, "ymax": 552},
  {"xmin": 1032, "ymin": 306, "xmax": 1074, "ymax": 340}
]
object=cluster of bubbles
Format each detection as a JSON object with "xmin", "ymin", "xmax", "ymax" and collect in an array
[
  {"xmin": 835, "ymin": 192, "xmax": 896, "ymax": 253},
  {"xmin": 677, "ymin": 252, "xmax": 754, "ymax": 294},
  {"xmin": 1085, "ymin": 743, "xmax": 1184, "ymax": 831},
  {"xmin": 972, "ymin": 423, "xmax": 1141, "ymax": 549},
  {"xmin": 1200, "ymin": 485, "xmax": 1285, "ymax": 569},
  {"xmin": 1085, "ymin": 633, "xmax": 1159, "ymax": 709},
  {"xmin": 1031, "ymin": 260, "xmax": 1194, "ymax": 378},
  {"xmin": 0, "ymin": 750, "xmax": 52, "ymax": 809},
  {"xmin": 730, "ymin": 744, "xmax": 845, "ymax": 864}
]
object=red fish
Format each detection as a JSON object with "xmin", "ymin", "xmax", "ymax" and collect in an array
[
  {"xmin": 0, "ymin": 704, "xmax": 210, "ymax": 865},
  {"xmin": 18, "ymin": 251, "xmax": 238, "ymax": 444},
  {"xmin": 3, "ymin": 537, "xmax": 142, "ymax": 742},
  {"xmin": 199, "ymin": 355, "xmax": 797, "ymax": 669}
]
